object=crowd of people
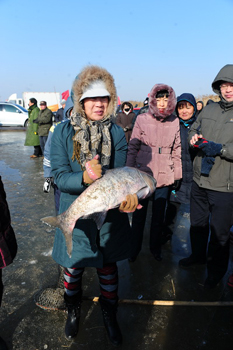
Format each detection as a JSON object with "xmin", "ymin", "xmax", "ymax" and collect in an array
[{"xmin": 1, "ymin": 63, "xmax": 233, "ymax": 348}]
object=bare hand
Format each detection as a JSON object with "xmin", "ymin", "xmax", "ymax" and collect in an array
[{"xmin": 190, "ymin": 134, "xmax": 203, "ymax": 146}]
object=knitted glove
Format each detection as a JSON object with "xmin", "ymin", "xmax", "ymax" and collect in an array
[
  {"xmin": 119, "ymin": 194, "xmax": 139, "ymax": 213},
  {"xmin": 194, "ymin": 138, "xmax": 222, "ymax": 157},
  {"xmin": 83, "ymin": 155, "xmax": 102, "ymax": 185},
  {"xmin": 201, "ymin": 156, "xmax": 215, "ymax": 176}
]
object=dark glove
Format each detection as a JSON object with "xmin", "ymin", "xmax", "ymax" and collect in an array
[
  {"xmin": 171, "ymin": 179, "xmax": 181, "ymax": 191},
  {"xmin": 43, "ymin": 178, "xmax": 52, "ymax": 193},
  {"xmin": 201, "ymin": 156, "xmax": 215, "ymax": 176},
  {"xmin": 194, "ymin": 138, "xmax": 222, "ymax": 157},
  {"xmin": 83, "ymin": 155, "xmax": 102, "ymax": 185},
  {"xmin": 119, "ymin": 194, "xmax": 139, "ymax": 213}
]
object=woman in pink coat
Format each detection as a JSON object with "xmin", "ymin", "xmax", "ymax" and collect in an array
[{"xmin": 126, "ymin": 84, "xmax": 182, "ymax": 261}]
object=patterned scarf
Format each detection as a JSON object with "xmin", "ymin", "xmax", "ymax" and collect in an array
[{"xmin": 70, "ymin": 112, "xmax": 112, "ymax": 172}]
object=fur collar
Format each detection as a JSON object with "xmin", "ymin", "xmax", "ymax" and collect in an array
[{"xmin": 149, "ymin": 83, "xmax": 176, "ymax": 119}]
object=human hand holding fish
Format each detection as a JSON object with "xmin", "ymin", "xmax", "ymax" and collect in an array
[
  {"xmin": 119, "ymin": 194, "xmax": 142, "ymax": 213},
  {"xmin": 83, "ymin": 155, "xmax": 102, "ymax": 184}
]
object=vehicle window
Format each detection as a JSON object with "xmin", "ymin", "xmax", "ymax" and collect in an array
[
  {"xmin": 0, "ymin": 105, "xmax": 3, "ymax": 112},
  {"xmin": 4, "ymin": 104, "xmax": 19, "ymax": 113},
  {"xmin": 16, "ymin": 104, "xmax": 28, "ymax": 112}
]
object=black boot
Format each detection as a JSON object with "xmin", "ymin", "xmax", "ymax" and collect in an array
[
  {"xmin": 64, "ymin": 292, "xmax": 82, "ymax": 341},
  {"xmin": 99, "ymin": 296, "xmax": 122, "ymax": 347}
]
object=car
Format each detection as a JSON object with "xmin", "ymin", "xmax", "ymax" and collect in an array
[{"xmin": 0, "ymin": 102, "xmax": 28, "ymax": 127}]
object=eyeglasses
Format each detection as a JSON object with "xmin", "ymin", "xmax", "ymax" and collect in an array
[{"xmin": 220, "ymin": 83, "xmax": 233, "ymax": 90}]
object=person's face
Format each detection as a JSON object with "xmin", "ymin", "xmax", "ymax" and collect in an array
[
  {"xmin": 177, "ymin": 101, "xmax": 194, "ymax": 120},
  {"xmin": 123, "ymin": 105, "xmax": 131, "ymax": 113},
  {"xmin": 156, "ymin": 96, "xmax": 168, "ymax": 112},
  {"xmin": 28, "ymin": 101, "xmax": 33, "ymax": 107},
  {"xmin": 196, "ymin": 102, "xmax": 203, "ymax": 111},
  {"xmin": 83, "ymin": 96, "xmax": 109, "ymax": 121},
  {"xmin": 220, "ymin": 82, "xmax": 233, "ymax": 102},
  {"xmin": 40, "ymin": 104, "xmax": 46, "ymax": 110},
  {"xmin": 62, "ymin": 103, "xmax": 66, "ymax": 109}
]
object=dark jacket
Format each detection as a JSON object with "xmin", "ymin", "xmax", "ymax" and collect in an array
[
  {"xmin": 24, "ymin": 104, "xmax": 40, "ymax": 146},
  {"xmin": 116, "ymin": 102, "xmax": 135, "ymax": 142},
  {"xmin": 54, "ymin": 107, "xmax": 64, "ymax": 122},
  {"xmin": 35, "ymin": 107, "xmax": 53, "ymax": 136},
  {"xmin": 189, "ymin": 64, "xmax": 233, "ymax": 192},
  {"xmin": 50, "ymin": 120, "xmax": 131, "ymax": 268},
  {"xmin": 0, "ymin": 176, "xmax": 17, "ymax": 269},
  {"xmin": 170, "ymin": 93, "xmax": 197, "ymax": 203}
]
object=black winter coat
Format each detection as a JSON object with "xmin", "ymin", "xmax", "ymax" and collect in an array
[
  {"xmin": 54, "ymin": 107, "xmax": 64, "ymax": 122},
  {"xmin": 0, "ymin": 176, "xmax": 17, "ymax": 268},
  {"xmin": 170, "ymin": 120, "xmax": 196, "ymax": 204}
]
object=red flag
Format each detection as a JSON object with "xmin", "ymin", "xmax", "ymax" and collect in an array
[{"xmin": 62, "ymin": 90, "xmax": 69, "ymax": 101}]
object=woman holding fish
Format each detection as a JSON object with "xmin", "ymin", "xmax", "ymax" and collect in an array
[{"xmin": 49, "ymin": 66, "xmax": 138, "ymax": 346}]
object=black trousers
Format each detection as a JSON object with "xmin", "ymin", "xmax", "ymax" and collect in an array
[
  {"xmin": 163, "ymin": 200, "xmax": 181, "ymax": 238},
  {"xmin": 130, "ymin": 186, "xmax": 170, "ymax": 257},
  {"xmin": 39, "ymin": 136, "xmax": 48, "ymax": 155},
  {"xmin": 33, "ymin": 145, "xmax": 43, "ymax": 156},
  {"xmin": 190, "ymin": 181, "xmax": 233, "ymax": 277}
]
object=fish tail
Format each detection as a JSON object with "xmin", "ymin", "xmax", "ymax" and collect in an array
[
  {"xmin": 41, "ymin": 215, "xmax": 60, "ymax": 228},
  {"xmin": 41, "ymin": 214, "xmax": 74, "ymax": 258}
]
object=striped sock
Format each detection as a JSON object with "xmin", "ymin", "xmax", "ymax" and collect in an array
[
  {"xmin": 97, "ymin": 263, "xmax": 118, "ymax": 304},
  {"xmin": 64, "ymin": 267, "xmax": 84, "ymax": 297}
]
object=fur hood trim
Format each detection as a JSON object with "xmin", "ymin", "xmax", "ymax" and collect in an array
[
  {"xmin": 149, "ymin": 83, "xmax": 176, "ymax": 119},
  {"xmin": 72, "ymin": 66, "xmax": 117, "ymax": 117}
]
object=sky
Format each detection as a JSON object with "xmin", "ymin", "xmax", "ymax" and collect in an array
[{"xmin": 1, "ymin": 0, "xmax": 233, "ymax": 103}]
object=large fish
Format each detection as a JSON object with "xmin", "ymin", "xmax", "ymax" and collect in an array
[{"xmin": 41, "ymin": 167, "xmax": 156, "ymax": 257}]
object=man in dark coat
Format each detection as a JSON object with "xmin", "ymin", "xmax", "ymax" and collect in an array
[
  {"xmin": 24, "ymin": 98, "xmax": 43, "ymax": 158},
  {"xmin": 54, "ymin": 99, "xmax": 66, "ymax": 122},
  {"xmin": 0, "ymin": 176, "xmax": 17, "ymax": 349},
  {"xmin": 179, "ymin": 64, "xmax": 233, "ymax": 289},
  {"xmin": 33, "ymin": 101, "xmax": 53, "ymax": 154}
]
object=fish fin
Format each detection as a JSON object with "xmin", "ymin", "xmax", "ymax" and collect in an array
[
  {"xmin": 136, "ymin": 186, "xmax": 149, "ymax": 200},
  {"xmin": 84, "ymin": 211, "xmax": 108, "ymax": 230},
  {"xmin": 41, "ymin": 215, "xmax": 74, "ymax": 258}
]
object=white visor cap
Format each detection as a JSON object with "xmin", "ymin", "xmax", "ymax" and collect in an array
[{"xmin": 79, "ymin": 80, "xmax": 110, "ymax": 101}]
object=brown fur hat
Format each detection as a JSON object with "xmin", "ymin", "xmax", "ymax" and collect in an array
[
  {"xmin": 149, "ymin": 83, "xmax": 176, "ymax": 119},
  {"xmin": 72, "ymin": 65, "xmax": 117, "ymax": 117}
]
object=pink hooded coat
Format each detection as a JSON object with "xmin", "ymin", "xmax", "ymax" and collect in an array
[{"xmin": 126, "ymin": 84, "xmax": 182, "ymax": 188}]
